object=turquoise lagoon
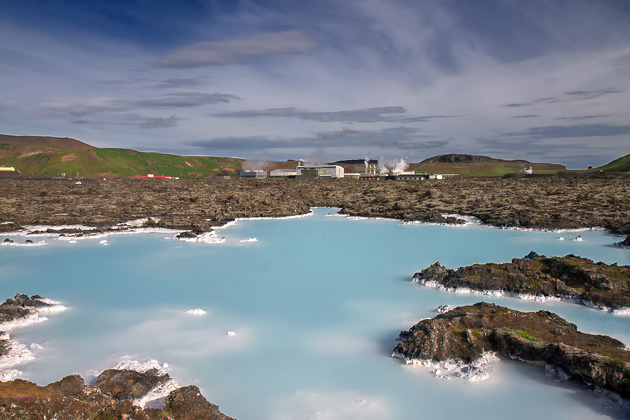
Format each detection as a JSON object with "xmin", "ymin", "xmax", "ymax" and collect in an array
[{"xmin": 1, "ymin": 208, "xmax": 629, "ymax": 419}]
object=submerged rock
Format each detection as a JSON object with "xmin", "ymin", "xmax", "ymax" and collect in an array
[
  {"xmin": 393, "ymin": 302, "xmax": 630, "ymax": 397},
  {"xmin": 413, "ymin": 253, "xmax": 630, "ymax": 311}
]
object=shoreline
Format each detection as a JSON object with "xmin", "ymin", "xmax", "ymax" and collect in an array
[
  {"xmin": 412, "ymin": 254, "xmax": 630, "ymax": 315},
  {"xmin": 1, "ymin": 177, "xmax": 629, "ymax": 235},
  {"xmin": 0, "ymin": 296, "xmax": 68, "ymax": 381},
  {"xmin": 0, "ymin": 294, "xmax": 233, "ymax": 418},
  {"xmin": 1, "ymin": 208, "xmax": 624, "ymax": 247},
  {"xmin": 393, "ymin": 302, "xmax": 630, "ymax": 408},
  {"xmin": 414, "ymin": 278, "xmax": 630, "ymax": 316}
]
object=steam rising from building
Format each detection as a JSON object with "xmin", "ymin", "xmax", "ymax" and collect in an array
[
  {"xmin": 376, "ymin": 156, "xmax": 409, "ymax": 175},
  {"xmin": 242, "ymin": 159, "xmax": 272, "ymax": 171}
]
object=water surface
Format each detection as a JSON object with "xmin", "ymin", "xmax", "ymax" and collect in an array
[{"xmin": 1, "ymin": 208, "xmax": 629, "ymax": 419}]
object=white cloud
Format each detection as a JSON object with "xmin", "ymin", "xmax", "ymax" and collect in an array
[
  {"xmin": 2, "ymin": 1, "xmax": 630, "ymax": 166},
  {"xmin": 156, "ymin": 31, "xmax": 315, "ymax": 68}
]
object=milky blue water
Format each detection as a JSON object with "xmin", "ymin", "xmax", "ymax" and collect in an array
[{"xmin": 1, "ymin": 208, "xmax": 629, "ymax": 419}]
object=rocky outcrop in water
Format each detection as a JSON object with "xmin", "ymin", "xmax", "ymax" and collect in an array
[
  {"xmin": 616, "ymin": 235, "xmax": 630, "ymax": 248},
  {"xmin": 413, "ymin": 253, "xmax": 630, "ymax": 311},
  {"xmin": 175, "ymin": 228, "xmax": 204, "ymax": 240},
  {"xmin": 393, "ymin": 302, "xmax": 630, "ymax": 397},
  {"xmin": 0, "ymin": 294, "xmax": 54, "ymax": 358},
  {"xmin": 0, "ymin": 373, "xmax": 234, "ymax": 419},
  {"xmin": 96, "ymin": 368, "xmax": 171, "ymax": 401}
]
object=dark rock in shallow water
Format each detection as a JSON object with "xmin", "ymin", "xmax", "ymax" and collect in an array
[
  {"xmin": 9, "ymin": 293, "xmax": 51, "ymax": 308},
  {"xmin": 413, "ymin": 253, "xmax": 630, "ymax": 311},
  {"xmin": 175, "ymin": 228, "xmax": 205, "ymax": 240},
  {"xmin": 0, "ymin": 294, "xmax": 52, "ymax": 325},
  {"xmin": 163, "ymin": 385, "xmax": 234, "ymax": 420},
  {"xmin": 522, "ymin": 250, "xmax": 542, "ymax": 260},
  {"xmin": 616, "ymin": 235, "xmax": 630, "ymax": 248},
  {"xmin": 0, "ymin": 294, "xmax": 55, "ymax": 358},
  {"xmin": 0, "ymin": 374, "xmax": 234, "ymax": 419},
  {"xmin": 393, "ymin": 302, "xmax": 630, "ymax": 397},
  {"xmin": 96, "ymin": 368, "xmax": 170, "ymax": 401}
]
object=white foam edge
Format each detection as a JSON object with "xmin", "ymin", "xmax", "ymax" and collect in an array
[
  {"xmin": 22, "ymin": 224, "xmax": 99, "ymax": 232},
  {"xmin": 94, "ymin": 356, "xmax": 180, "ymax": 409},
  {"xmin": 611, "ymin": 307, "xmax": 630, "ymax": 316},
  {"xmin": 0, "ymin": 302, "xmax": 68, "ymax": 332},
  {"xmin": 0, "ymin": 369, "xmax": 23, "ymax": 382},
  {"xmin": 393, "ymin": 351, "xmax": 499, "ymax": 382},
  {"xmin": 117, "ymin": 217, "xmax": 162, "ymax": 228},
  {"xmin": 0, "ymin": 240, "xmax": 47, "ymax": 247},
  {"xmin": 136, "ymin": 377, "xmax": 181, "ymax": 409},
  {"xmin": 414, "ymin": 277, "xmax": 629, "ymax": 314},
  {"xmin": 0, "ymin": 312, "xmax": 48, "ymax": 332},
  {"xmin": 0, "ymin": 333, "xmax": 35, "ymax": 371},
  {"xmin": 332, "ymin": 211, "xmax": 604, "ymax": 232},
  {"xmin": 211, "ymin": 210, "xmax": 314, "ymax": 230},
  {"xmin": 239, "ymin": 237, "xmax": 257, "ymax": 243},
  {"xmin": 185, "ymin": 308, "xmax": 207, "ymax": 315},
  {"xmin": 176, "ymin": 231, "xmax": 226, "ymax": 244}
]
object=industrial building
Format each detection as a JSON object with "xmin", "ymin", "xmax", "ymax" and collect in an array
[
  {"xmin": 296, "ymin": 165, "xmax": 344, "ymax": 178},
  {"xmin": 239, "ymin": 170, "xmax": 267, "ymax": 178},
  {"xmin": 357, "ymin": 172, "xmax": 459, "ymax": 181},
  {"xmin": 269, "ymin": 169, "xmax": 298, "ymax": 178}
]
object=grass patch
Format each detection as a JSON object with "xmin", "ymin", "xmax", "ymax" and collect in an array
[{"xmin": 512, "ymin": 329, "xmax": 540, "ymax": 342}]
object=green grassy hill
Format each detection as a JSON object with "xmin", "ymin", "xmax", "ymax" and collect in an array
[
  {"xmin": 595, "ymin": 153, "xmax": 630, "ymax": 173},
  {"xmin": 336, "ymin": 154, "xmax": 566, "ymax": 177},
  {"xmin": 0, "ymin": 134, "xmax": 243, "ymax": 177},
  {"xmin": 411, "ymin": 154, "xmax": 566, "ymax": 177}
]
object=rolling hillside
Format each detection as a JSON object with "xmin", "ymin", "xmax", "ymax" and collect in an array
[
  {"xmin": 410, "ymin": 154, "xmax": 566, "ymax": 177},
  {"xmin": 595, "ymin": 153, "xmax": 630, "ymax": 173},
  {"xmin": 334, "ymin": 154, "xmax": 566, "ymax": 177},
  {"xmin": 0, "ymin": 134, "xmax": 243, "ymax": 177}
]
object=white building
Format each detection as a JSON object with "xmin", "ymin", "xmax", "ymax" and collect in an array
[
  {"xmin": 269, "ymin": 169, "xmax": 298, "ymax": 177},
  {"xmin": 296, "ymin": 165, "xmax": 344, "ymax": 178}
]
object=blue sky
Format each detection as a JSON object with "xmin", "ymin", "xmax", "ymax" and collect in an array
[{"xmin": 1, "ymin": 0, "xmax": 629, "ymax": 168}]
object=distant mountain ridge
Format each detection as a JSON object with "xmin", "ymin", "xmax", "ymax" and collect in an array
[
  {"xmin": 420, "ymin": 154, "xmax": 531, "ymax": 165},
  {"xmin": 0, "ymin": 134, "xmax": 242, "ymax": 177},
  {"xmin": 410, "ymin": 153, "xmax": 566, "ymax": 177}
]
